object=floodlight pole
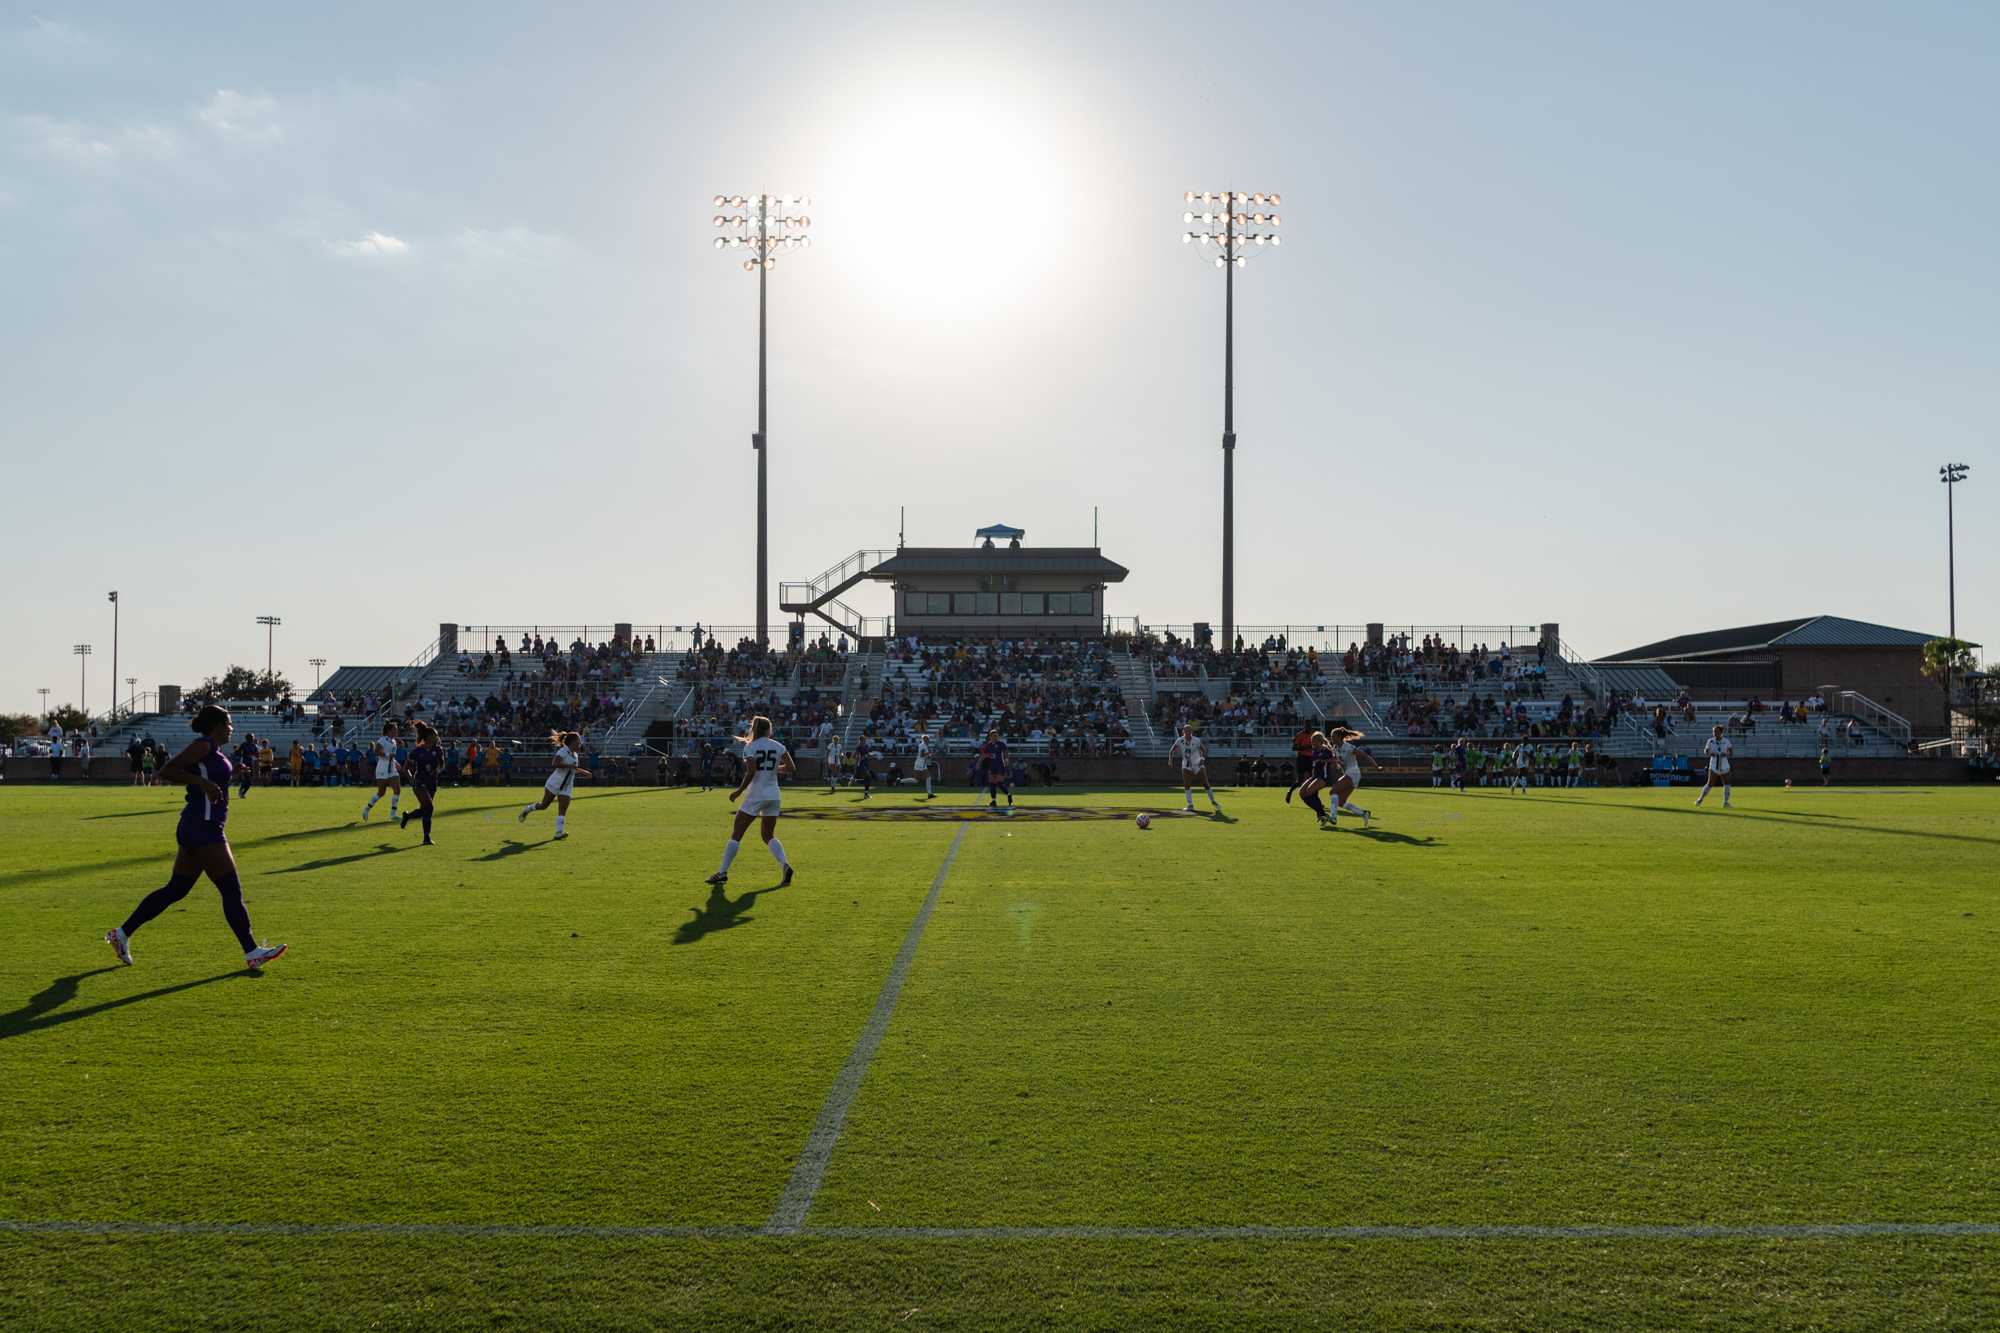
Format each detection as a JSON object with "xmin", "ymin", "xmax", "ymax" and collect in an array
[
  {"xmin": 756, "ymin": 206, "xmax": 768, "ymax": 649},
  {"xmin": 108, "ymin": 591, "xmax": 119, "ymax": 721},
  {"xmin": 73, "ymin": 644, "xmax": 91, "ymax": 716},
  {"xmin": 713, "ymin": 193, "xmax": 810, "ymax": 649},
  {"xmin": 257, "ymin": 615, "xmax": 281, "ymax": 678},
  {"xmin": 1222, "ymin": 205, "xmax": 1235, "ymax": 654},
  {"xmin": 1183, "ymin": 189, "xmax": 1278, "ymax": 656},
  {"xmin": 1942, "ymin": 463, "xmax": 1969, "ymax": 641}
]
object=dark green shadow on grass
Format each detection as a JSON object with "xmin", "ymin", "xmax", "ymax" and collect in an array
[
  {"xmin": 82, "ymin": 808, "xmax": 179, "ymax": 821},
  {"xmin": 471, "ymin": 838, "xmax": 554, "ymax": 862},
  {"xmin": 1501, "ymin": 793, "xmax": 2000, "ymax": 848},
  {"xmin": 671, "ymin": 881, "xmax": 788, "ymax": 946},
  {"xmin": 1, "ymin": 968, "xmax": 253, "ymax": 1040},
  {"xmin": 1345, "ymin": 827, "xmax": 1439, "ymax": 847},
  {"xmin": 0, "ymin": 795, "xmax": 665, "ymax": 892},
  {"xmin": 268, "ymin": 843, "xmax": 414, "ymax": 875}
]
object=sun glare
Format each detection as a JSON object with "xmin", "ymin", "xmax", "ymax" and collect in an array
[{"xmin": 819, "ymin": 71, "xmax": 1095, "ymax": 321}]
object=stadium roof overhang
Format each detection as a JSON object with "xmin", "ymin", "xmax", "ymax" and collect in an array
[
  {"xmin": 868, "ymin": 547, "xmax": 1129, "ymax": 581},
  {"xmin": 1601, "ymin": 615, "xmax": 1959, "ymax": 663}
]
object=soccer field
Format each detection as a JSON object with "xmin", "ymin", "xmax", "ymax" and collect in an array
[{"xmin": 3, "ymin": 782, "xmax": 1996, "ymax": 1330}]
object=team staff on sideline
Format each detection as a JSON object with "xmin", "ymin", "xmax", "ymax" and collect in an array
[
  {"xmin": 1167, "ymin": 723, "xmax": 1223, "ymax": 815},
  {"xmin": 708, "ymin": 715, "xmax": 795, "ymax": 887},
  {"xmin": 104, "ymin": 704, "xmax": 287, "ymax": 971}
]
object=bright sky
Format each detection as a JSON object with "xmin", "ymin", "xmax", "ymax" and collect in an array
[{"xmin": 4, "ymin": 1, "xmax": 1993, "ymax": 713}]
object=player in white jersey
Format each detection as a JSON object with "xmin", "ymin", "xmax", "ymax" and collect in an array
[
  {"xmin": 1166, "ymin": 723, "xmax": 1222, "ymax": 815},
  {"xmin": 708, "ymin": 715, "xmax": 795, "ymax": 886},
  {"xmin": 824, "ymin": 735, "xmax": 843, "ymax": 793},
  {"xmin": 360, "ymin": 720, "xmax": 402, "ymax": 822},
  {"xmin": 1695, "ymin": 724, "xmax": 1733, "ymax": 808},
  {"xmin": 1329, "ymin": 727, "xmax": 1381, "ymax": 826},
  {"xmin": 519, "ymin": 729, "xmax": 592, "ymax": 838},
  {"xmin": 912, "ymin": 724, "xmax": 935, "ymax": 800}
]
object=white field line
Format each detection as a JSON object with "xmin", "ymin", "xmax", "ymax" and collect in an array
[{"xmin": 765, "ymin": 822, "xmax": 969, "ymax": 1234}]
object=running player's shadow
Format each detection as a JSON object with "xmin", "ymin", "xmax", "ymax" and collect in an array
[
  {"xmin": 269, "ymin": 843, "xmax": 414, "ymax": 874},
  {"xmin": 472, "ymin": 838, "xmax": 554, "ymax": 862},
  {"xmin": 1345, "ymin": 828, "xmax": 1439, "ymax": 847},
  {"xmin": 1, "ymin": 967, "xmax": 251, "ymax": 1041},
  {"xmin": 672, "ymin": 881, "xmax": 788, "ymax": 946},
  {"xmin": 84, "ymin": 808, "xmax": 178, "ymax": 820}
]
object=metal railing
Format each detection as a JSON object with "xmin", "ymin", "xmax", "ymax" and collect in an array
[{"xmin": 1835, "ymin": 690, "xmax": 1912, "ymax": 745}]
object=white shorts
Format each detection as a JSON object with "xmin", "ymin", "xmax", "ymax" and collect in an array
[
  {"xmin": 1710, "ymin": 760, "xmax": 1731, "ymax": 777},
  {"xmin": 1180, "ymin": 765, "xmax": 1207, "ymax": 778},
  {"xmin": 545, "ymin": 774, "xmax": 574, "ymax": 797},
  {"xmin": 739, "ymin": 798, "xmax": 781, "ymax": 818},
  {"xmin": 1344, "ymin": 770, "xmax": 1363, "ymax": 789},
  {"xmin": 375, "ymin": 761, "xmax": 399, "ymax": 782},
  {"xmin": 914, "ymin": 758, "xmax": 929, "ymax": 773}
]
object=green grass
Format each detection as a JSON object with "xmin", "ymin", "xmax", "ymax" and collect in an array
[{"xmin": 2, "ymin": 781, "xmax": 1997, "ymax": 1329}]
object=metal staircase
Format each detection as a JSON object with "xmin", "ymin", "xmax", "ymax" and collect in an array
[{"xmin": 779, "ymin": 550, "xmax": 894, "ymax": 636}]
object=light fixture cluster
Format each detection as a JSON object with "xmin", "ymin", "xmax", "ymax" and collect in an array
[
  {"xmin": 1181, "ymin": 190, "xmax": 1282, "ymax": 268},
  {"xmin": 712, "ymin": 193, "xmax": 813, "ymax": 271}
]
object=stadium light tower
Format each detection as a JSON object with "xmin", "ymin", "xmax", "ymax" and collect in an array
[
  {"xmin": 256, "ymin": 615, "xmax": 282, "ymax": 678},
  {"xmin": 310, "ymin": 657, "xmax": 327, "ymax": 689},
  {"xmin": 712, "ymin": 192, "xmax": 812, "ymax": 647},
  {"xmin": 107, "ymin": 591, "xmax": 119, "ymax": 720},
  {"xmin": 1941, "ymin": 463, "xmax": 1970, "ymax": 641},
  {"xmin": 38, "ymin": 687, "xmax": 49, "ymax": 719},
  {"xmin": 1182, "ymin": 188, "xmax": 1281, "ymax": 654},
  {"xmin": 73, "ymin": 644, "xmax": 91, "ymax": 715}
]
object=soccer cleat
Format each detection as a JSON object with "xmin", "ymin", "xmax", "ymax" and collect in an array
[
  {"xmin": 244, "ymin": 943, "xmax": 287, "ymax": 970},
  {"xmin": 106, "ymin": 927, "xmax": 133, "ymax": 966},
  {"xmin": 518, "ymin": 806, "xmax": 532, "ymax": 822},
  {"xmin": 360, "ymin": 804, "xmax": 371, "ymax": 822},
  {"xmin": 780, "ymin": 865, "xmax": 794, "ymax": 887},
  {"xmin": 553, "ymin": 831, "xmax": 567, "ymax": 840},
  {"xmin": 705, "ymin": 871, "xmax": 728, "ymax": 886},
  {"xmin": 421, "ymin": 837, "xmax": 435, "ymax": 847},
  {"xmin": 400, "ymin": 810, "xmax": 412, "ymax": 829}
]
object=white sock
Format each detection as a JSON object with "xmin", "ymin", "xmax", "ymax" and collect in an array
[
  {"xmin": 1340, "ymin": 802, "xmax": 1369, "ymax": 817},
  {"xmin": 718, "ymin": 839, "xmax": 741, "ymax": 874},
  {"xmin": 925, "ymin": 776, "xmax": 932, "ymax": 796},
  {"xmin": 768, "ymin": 837, "xmax": 788, "ymax": 868},
  {"xmin": 522, "ymin": 803, "xmax": 537, "ymax": 817},
  {"xmin": 1207, "ymin": 788, "xmax": 1220, "ymax": 810},
  {"xmin": 364, "ymin": 794, "xmax": 377, "ymax": 810},
  {"xmin": 554, "ymin": 814, "xmax": 565, "ymax": 834},
  {"xmin": 1723, "ymin": 786, "xmax": 1731, "ymax": 804},
  {"xmin": 389, "ymin": 796, "xmax": 399, "ymax": 814}
]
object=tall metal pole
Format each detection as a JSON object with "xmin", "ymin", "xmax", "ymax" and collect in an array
[
  {"xmin": 756, "ymin": 204, "xmax": 769, "ymax": 648},
  {"xmin": 108, "ymin": 591, "xmax": 119, "ymax": 721},
  {"xmin": 1947, "ymin": 471, "xmax": 1958, "ymax": 642},
  {"xmin": 74, "ymin": 644, "xmax": 90, "ymax": 716},
  {"xmin": 1222, "ymin": 204, "xmax": 1236, "ymax": 654}
]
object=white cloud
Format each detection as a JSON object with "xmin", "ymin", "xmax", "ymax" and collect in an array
[
  {"xmin": 10, "ymin": 113, "xmax": 176, "ymax": 165},
  {"xmin": 194, "ymin": 89, "xmax": 283, "ymax": 145},
  {"xmin": 450, "ymin": 226, "xmax": 574, "ymax": 266},
  {"xmin": 328, "ymin": 231, "xmax": 410, "ymax": 259}
]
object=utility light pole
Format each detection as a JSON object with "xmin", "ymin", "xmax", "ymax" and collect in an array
[
  {"xmin": 107, "ymin": 591, "xmax": 119, "ymax": 720},
  {"xmin": 126, "ymin": 677, "xmax": 137, "ymax": 714},
  {"xmin": 256, "ymin": 615, "xmax": 282, "ymax": 680},
  {"xmin": 1940, "ymin": 463, "xmax": 1970, "ymax": 641},
  {"xmin": 712, "ymin": 192, "xmax": 812, "ymax": 647},
  {"xmin": 38, "ymin": 687, "xmax": 50, "ymax": 719},
  {"xmin": 1182, "ymin": 188, "xmax": 1282, "ymax": 654},
  {"xmin": 73, "ymin": 644, "xmax": 91, "ymax": 716},
  {"xmin": 310, "ymin": 657, "xmax": 327, "ymax": 689}
]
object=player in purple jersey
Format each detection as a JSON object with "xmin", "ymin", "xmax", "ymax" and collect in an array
[
  {"xmin": 979, "ymin": 728, "xmax": 1014, "ymax": 813},
  {"xmin": 105, "ymin": 704, "xmax": 287, "ymax": 970},
  {"xmin": 232, "ymin": 732, "xmax": 258, "ymax": 798},
  {"xmin": 398, "ymin": 719, "xmax": 443, "ymax": 845}
]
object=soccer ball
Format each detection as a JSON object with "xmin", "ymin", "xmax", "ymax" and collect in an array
[
  {"xmin": 1784, "ymin": 779, "xmax": 1793, "ymax": 789},
  {"xmin": 1136, "ymin": 812, "xmax": 1152, "ymax": 830}
]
